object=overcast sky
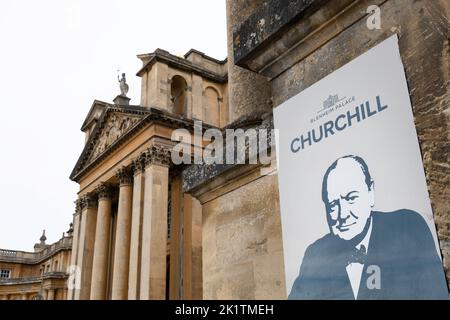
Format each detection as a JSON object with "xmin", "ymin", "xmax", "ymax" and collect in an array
[{"xmin": 0, "ymin": 0, "xmax": 227, "ymax": 251}]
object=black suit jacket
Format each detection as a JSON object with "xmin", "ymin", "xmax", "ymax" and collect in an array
[{"xmin": 288, "ymin": 210, "xmax": 448, "ymax": 299}]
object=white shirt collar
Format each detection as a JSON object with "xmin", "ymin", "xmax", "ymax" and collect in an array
[{"xmin": 346, "ymin": 216, "xmax": 373, "ymax": 299}]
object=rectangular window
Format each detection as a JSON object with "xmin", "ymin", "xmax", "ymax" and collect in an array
[{"xmin": 0, "ymin": 269, "xmax": 11, "ymax": 279}]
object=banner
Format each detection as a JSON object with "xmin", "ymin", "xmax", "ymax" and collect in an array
[{"xmin": 274, "ymin": 34, "xmax": 448, "ymax": 299}]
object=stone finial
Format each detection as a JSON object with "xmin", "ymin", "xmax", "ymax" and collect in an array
[
  {"xmin": 116, "ymin": 166, "xmax": 133, "ymax": 186},
  {"xmin": 67, "ymin": 222, "xmax": 74, "ymax": 236},
  {"xmin": 40, "ymin": 230, "xmax": 47, "ymax": 244},
  {"xmin": 34, "ymin": 230, "xmax": 49, "ymax": 253}
]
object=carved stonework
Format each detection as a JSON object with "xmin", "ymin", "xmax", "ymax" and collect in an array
[
  {"xmin": 80, "ymin": 193, "xmax": 97, "ymax": 210},
  {"xmin": 144, "ymin": 144, "xmax": 171, "ymax": 167},
  {"xmin": 97, "ymin": 183, "xmax": 113, "ymax": 200},
  {"xmin": 74, "ymin": 199, "xmax": 83, "ymax": 214},
  {"xmin": 90, "ymin": 113, "xmax": 140, "ymax": 162},
  {"xmin": 132, "ymin": 153, "xmax": 146, "ymax": 175},
  {"xmin": 116, "ymin": 166, "xmax": 133, "ymax": 186}
]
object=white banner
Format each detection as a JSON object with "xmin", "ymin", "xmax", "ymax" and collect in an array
[{"xmin": 274, "ymin": 34, "xmax": 448, "ymax": 300}]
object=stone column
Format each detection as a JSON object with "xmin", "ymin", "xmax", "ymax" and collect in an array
[
  {"xmin": 21, "ymin": 293, "xmax": 27, "ymax": 300},
  {"xmin": 67, "ymin": 200, "xmax": 82, "ymax": 300},
  {"xmin": 74, "ymin": 193, "xmax": 98, "ymax": 300},
  {"xmin": 47, "ymin": 289, "xmax": 55, "ymax": 300},
  {"xmin": 90, "ymin": 183, "xmax": 113, "ymax": 300},
  {"xmin": 111, "ymin": 167, "xmax": 133, "ymax": 300},
  {"xmin": 182, "ymin": 194, "xmax": 203, "ymax": 299},
  {"xmin": 169, "ymin": 176, "xmax": 182, "ymax": 300},
  {"xmin": 128, "ymin": 155, "xmax": 146, "ymax": 300},
  {"xmin": 139, "ymin": 145, "xmax": 171, "ymax": 300}
]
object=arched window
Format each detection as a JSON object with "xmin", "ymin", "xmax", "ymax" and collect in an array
[
  {"xmin": 170, "ymin": 75, "xmax": 187, "ymax": 116},
  {"xmin": 203, "ymin": 87, "xmax": 220, "ymax": 127}
]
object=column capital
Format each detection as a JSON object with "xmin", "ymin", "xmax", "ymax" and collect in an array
[
  {"xmin": 144, "ymin": 144, "xmax": 171, "ymax": 168},
  {"xmin": 74, "ymin": 198, "xmax": 83, "ymax": 214},
  {"xmin": 116, "ymin": 166, "xmax": 133, "ymax": 186},
  {"xmin": 97, "ymin": 183, "xmax": 113, "ymax": 200},
  {"xmin": 132, "ymin": 153, "xmax": 146, "ymax": 175},
  {"xmin": 80, "ymin": 193, "xmax": 97, "ymax": 210}
]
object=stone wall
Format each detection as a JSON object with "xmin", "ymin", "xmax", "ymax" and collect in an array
[
  {"xmin": 202, "ymin": 174, "xmax": 285, "ymax": 299},
  {"xmin": 226, "ymin": 0, "xmax": 273, "ymax": 122}
]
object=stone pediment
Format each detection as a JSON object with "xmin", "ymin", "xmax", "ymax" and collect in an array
[
  {"xmin": 70, "ymin": 105, "xmax": 202, "ymax": 182},
  {"xmin": 87, "ymin": 111, "xmax": 141, "ymax": 163}
]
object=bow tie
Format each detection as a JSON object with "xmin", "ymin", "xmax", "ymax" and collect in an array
[{"xmin": 347, "ymin": 245, "xmax": 367, "ymax": 265}]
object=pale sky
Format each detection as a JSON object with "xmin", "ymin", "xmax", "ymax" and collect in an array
[{"xmin": 0, "ymin": 0, "xmax": 227, "ymax": 251}]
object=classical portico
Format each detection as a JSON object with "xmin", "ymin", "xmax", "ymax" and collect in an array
[
  {"xmin": 67, "ymin": 48, "xmax": 228, "ymax": 300},
  {"xmin": 69, "ymin": 139, "xmax": 176, "ymax": 300}
]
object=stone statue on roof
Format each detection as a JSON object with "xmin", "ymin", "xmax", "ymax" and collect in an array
[{"xmin": 118, "ymin": 73, "xmax": 129, "ymax": 97}]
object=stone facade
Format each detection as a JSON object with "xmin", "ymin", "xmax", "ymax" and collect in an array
[
  {"xmin": 64, "ymin": 1, "xmax": 448, "ymax": 300},
  {"xmin": 0, "ymin": 232, "xmax": 72, "ymax": 300},
  {"xmin": 68, "ymin": 50, "xmax": 229, "ymax": 300}
]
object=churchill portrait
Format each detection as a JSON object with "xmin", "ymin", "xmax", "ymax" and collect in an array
[{"xmin": 288, "ymin": 155, "xmax": 448, "ymax": 300}]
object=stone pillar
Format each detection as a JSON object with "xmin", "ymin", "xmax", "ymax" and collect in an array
[
  {"xmin": 74, "ymin": 193, "xmax": 98, "ymax": 300},
  {"xmin": 47, "ymin": 289, "xmax": 55, "ymax": 300},
  {"xmin": 90, "ymin": 183, "xmax": 113, "ymax": 300},
  {"xmin": 226, "ymin": 0, "xmax": 272, "ymax": 122},
  {"xmin": 169, "ymin": 176, "xmax": 182, "ymax": 300},
  {"xmin": 111, "ymin": 167, "xmax": 133, "ymax": 300},
  {"xmin": 147, "ymin": 62, "xmax": 169, "ymax": 110},
  {"xmin": 128, "ymin": 155, "xmax": 146, "ymax": 300},
  {"xmin": 182, "ymin": 194, "xmax": 203, "ymax": 299},
  {"xmin": 191, "ymin": 74, "xmax": 203, "ymax": 120},
  {"xmin": 67, "ymin": 200, "xmax": 82, "ymax": 300},
  {"xmin": 139, "ymin": 145, "xmax": 171, "ymax": 300},
  {"xmin": 21, "ymin": 293, "xmax": 27, "ymax": 300},
  {"xmin": 140, "ymin": 72, "xmax": 148, "ymax": 106}
]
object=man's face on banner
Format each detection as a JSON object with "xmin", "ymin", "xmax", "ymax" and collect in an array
[{"xmin": 324, "ymin": 158, "xmax": 374, "ymax": 240}]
